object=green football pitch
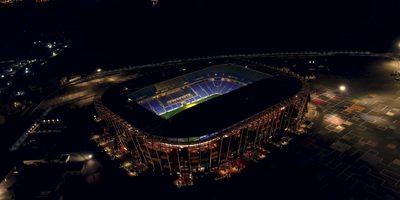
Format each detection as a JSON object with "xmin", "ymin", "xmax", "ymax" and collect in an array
[{"xmin": 160, "ymin": 94, "xmax": 220, "ymax": 119}]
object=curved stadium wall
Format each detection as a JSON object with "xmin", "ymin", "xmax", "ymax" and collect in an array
[{"xmin": 94, "ymin": 59, "xmax": 310, "ymax": 179}]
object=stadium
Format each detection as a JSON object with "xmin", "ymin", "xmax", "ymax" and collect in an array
[{"xmin": 94, "ymin": 58, "xmax": 310, "ymax": 184}]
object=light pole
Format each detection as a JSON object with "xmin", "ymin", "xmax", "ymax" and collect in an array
[{"xmin": 339, "ymin": 85, "xmax": 346, "ymax": 92}]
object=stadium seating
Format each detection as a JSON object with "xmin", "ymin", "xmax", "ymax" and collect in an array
[
  {"xmin": 214, "ymin": 81, "xmax": 221, "ymax": 88},
  {"xmin": 219, "ymin": 81, "xmax": 227, "ymax": 89},
  {"xmin": 191, "ymin": 85, "xmax": 208, "ymax": 98},
  {"xmin": 149, "ymin": 99, "xmax": 166, "ymax": 114},
  {"xmin": 158, "ymin": 95, "xmax": 171, "ymax": 105},
  {"xmin": 140, "ymin": 80, "xmax": 245, "ymax": 116},
  {"xmin": 230, "ymin": 83, "xmax": 240, "ymax": 91},
  {"xmin": 141, "ymin": 103, "xmax": 152, "ymax": 111},
  {"xmin": 169, "ymin": 91, "xmax": 183, "ymax": 99},
  {"xmin": 133, "ymin": 64, "xmax": 270, "ymax": 116},
  {"xmin": 206, "ymin": 82, "xmax": 218, "ymax": 93},
  {"xmin": 182, "ymin": 87, "xmax": 196, "ymax": 97},
  {"xmin": 199, "ymin": 83, "xmax": 212, "ymax": 95},
  {"xmin": 220, "ymin": 82, "xmax": 233, "ymax": 94}
]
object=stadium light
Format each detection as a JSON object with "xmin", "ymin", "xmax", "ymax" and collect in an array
[{"xmin": 339, "ymin": 85, "xmax": 346, "ymax": 91}]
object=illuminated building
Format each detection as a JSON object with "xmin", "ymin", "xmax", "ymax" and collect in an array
[{"xmin": 94, "ymin": 59, "xmax": 309, "ymax": 183}]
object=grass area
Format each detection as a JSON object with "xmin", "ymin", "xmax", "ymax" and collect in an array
[{"xmin": 160, "ymin": 94, "xmax": 220, "ymax": 119}]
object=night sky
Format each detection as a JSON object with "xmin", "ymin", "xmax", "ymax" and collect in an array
[{"xmin": 1, "ymin": 0, "xmax": 400, "ymax": 66}]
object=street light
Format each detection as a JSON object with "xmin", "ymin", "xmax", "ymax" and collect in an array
[
  {"xmin": 97, "ymin": 68, "xmax": 102, "ymax": 72},
  {"xmin": 339, "ymin": 85, "xmax": 346, "ymax": 91}
]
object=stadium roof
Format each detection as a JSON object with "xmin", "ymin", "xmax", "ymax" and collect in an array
[{"xmin": 102, "ymin": 65, "xmax": 303, "ymax": 139}]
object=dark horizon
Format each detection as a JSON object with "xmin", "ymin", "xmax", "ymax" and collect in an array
[{"xmin": 1, "ymin": 0, "xmax": 400, "ymax": 68}]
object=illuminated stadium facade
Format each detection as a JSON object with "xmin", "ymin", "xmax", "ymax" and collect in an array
[{"xmin": 94, "ymin": 59, "xmax": 310, "ymax": 183}]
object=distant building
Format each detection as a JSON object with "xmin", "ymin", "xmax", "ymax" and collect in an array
[
  {"xmin": 36, "ymin": 0, "xmax": 50, "ymax": 3},
  {"xmin": 22, "ymin": 154, "xmax": 70, "ymax": 165},
  {"xmin": 0, "ymin": 0, "xmax": 22, "ymax": 4},
  {"xmin": 0, "ymin": 0, "xmax": 50, "ymax": 3},
  {"xmin": 29, "ymin": 85, "xmax": 43, "ymax": 93},
  {"xmin": 0, "ymin": 101, "xmax": 22, "ymax": 116},
  {"xmin": 22, "ymin": 154, "xmax": 48, "ymax": 165},
  {"xmin": 0, "ymin": 0, "xmax": 21, "ymax": 4},
  {"xmin": 151, "ymin": 0, "xmax": 158, "ymax": 7}
]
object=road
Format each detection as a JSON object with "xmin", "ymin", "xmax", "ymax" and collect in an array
[{"xmin": 9, "ymin": 70, "xmax": 140, "ymax": 152}]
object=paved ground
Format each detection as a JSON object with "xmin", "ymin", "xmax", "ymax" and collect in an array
[{"xmin": 282, "ymin": 56, "xmax": 400, "ymax": 199}]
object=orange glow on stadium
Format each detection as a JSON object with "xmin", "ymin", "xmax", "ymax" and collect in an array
[{"xmin": 94, "ymin": 62, "xmax": 310, "ymax": 184}]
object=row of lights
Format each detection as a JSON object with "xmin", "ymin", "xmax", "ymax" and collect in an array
[
  {"xmin": 27, "ymin": 123, "xmax": 39, "ymax": 133},
  {"xmin": 42, "ymin": 119, "xmax": 60, "ymax": 124}
]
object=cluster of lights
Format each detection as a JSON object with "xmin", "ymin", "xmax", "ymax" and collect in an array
[
  {"xmin": 157, "ymin": 136, "xmax": 220, "ymax": 148},
  {"xmin": 27, "ymin": 123, "xmax": 39, "ymax": 133},
  {"xmin": 151, "ymin": 0, "xmax": 158, "ymax": 7},
  {"xmin": 42, "ymin": 119, "xmax": 60, "ymax": 124}
]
